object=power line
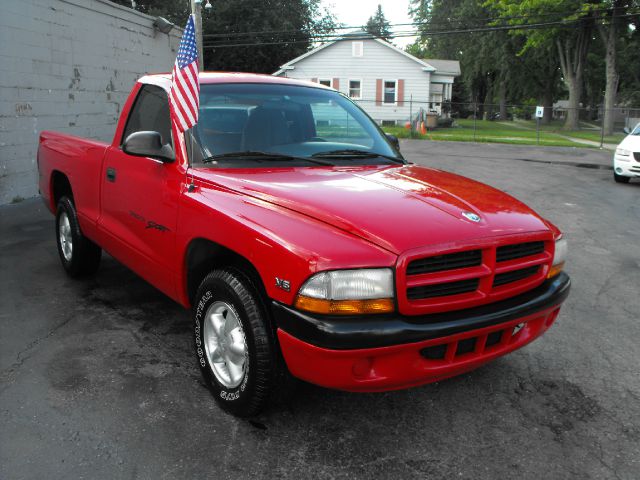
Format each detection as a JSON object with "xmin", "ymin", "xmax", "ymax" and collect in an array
[
  {"xmin": 202, "ymin": 13, "xmax": 639, "ymax": 49},
  {"xmin": 201, "ymin": 6, "xmax": 633, "ymax": 39}
]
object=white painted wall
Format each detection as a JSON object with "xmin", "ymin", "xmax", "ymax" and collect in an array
[{"xmin": 0, "ymin": 0, "xmax": 181, "ymax": 204}]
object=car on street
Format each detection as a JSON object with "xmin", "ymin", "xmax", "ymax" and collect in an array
[{"xmin": 613, "ymin": 122, "xmax": 640, "ymax": 183}]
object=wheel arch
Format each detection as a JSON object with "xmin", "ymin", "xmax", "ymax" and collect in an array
[
  {"xmin": 184, "ymin": 237, "xmax": 268, "ymax": 308},
  {"xmin": 50, "ymin": 170, "xmax": 73, "ymax": 210}
]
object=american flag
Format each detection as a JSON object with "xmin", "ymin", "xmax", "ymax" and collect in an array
[{"xmin": 169, "ymin": 15, "xmax": 200, "ymax": 133}]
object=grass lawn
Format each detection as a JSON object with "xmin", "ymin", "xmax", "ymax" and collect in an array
[{"xmin": 382, "ymin": 119, "xmax": 596, "ymax": 148}]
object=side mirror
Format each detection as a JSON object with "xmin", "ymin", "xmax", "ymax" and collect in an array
[
  {"xmin": 623, "ymin": 127, "xmax": 630, "ymax": 134},
  {"xmin": 123, "ymin": 131, "xmax": 175, "ymax": 163},
  {"xmin": 385, "ymin": 133, "xmax": 400, "ymax": 151}
]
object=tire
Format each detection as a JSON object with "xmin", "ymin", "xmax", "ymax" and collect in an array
[
  {"xmin": 55, "ymin": 196, "xmax": 102, "ymax": 277},
  {"xmin": 614, "ymin": 172, "xmax": 630, "ymax": 183},
  {"xmin": 193, "ymin": 268, "xmax": 289, "ymax": 417}
]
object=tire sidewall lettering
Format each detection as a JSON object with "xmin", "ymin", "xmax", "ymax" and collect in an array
[
  {"xmin": 194, "ymin": 287, "xmax": 250, "ymax": 403},
  {"xmin": 194, "ymin": 290, "xmax": 212, "ymax": 368}
]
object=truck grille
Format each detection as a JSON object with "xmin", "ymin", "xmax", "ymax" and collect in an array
[
  {"xmin": 407, "ymin": 279, "xmax": 479, "ymax": 300},
  {"xmin": 492, "ymin": 265, "xmax": 539, "ymax": 287},
  {"xmin": 496, "ymin": 241, "xmax": 544, "ymax": 262},
  {"xmin": 407, "ymin": 250, "xmax": 481, "ymax": 275},
  {"xmin": 397, "ymin": 234, "xmax": 554, "ymax": 314},
  {"xmin": 633, "ymin": 152, "xmax": 640, "ymax": 162}
]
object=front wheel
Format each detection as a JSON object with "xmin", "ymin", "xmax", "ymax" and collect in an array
[
  {"xmin": 55, "ymin": 196, "xmax": 102, "ymax": 277},
  {"xmin": 193, "ymin": 268, "xmax": 289, "ymax": 417},
  {"xmin": 614, "ymin": 172, "xmax": 630, "ymax": 183}
]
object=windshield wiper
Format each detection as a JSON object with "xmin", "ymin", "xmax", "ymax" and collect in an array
[
  {"xmin": 311, "ymin": 149, "xmax": 405, "ymax": 164},
  {"xmin": 201, "ymin": 151, "xmax": 334, "ymax": 166}
]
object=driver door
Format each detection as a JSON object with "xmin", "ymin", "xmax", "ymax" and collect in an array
[{"xmin": 98, "ymin": 84, "xmax": 180, "ymax": 298}]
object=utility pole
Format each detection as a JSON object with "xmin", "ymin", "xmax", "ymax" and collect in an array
[{"xmin": 190, "ymin": 0, "xmax": 204, "ymax": 70}]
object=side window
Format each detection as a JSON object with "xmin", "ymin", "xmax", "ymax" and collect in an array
[{"xmin": 122, "ymin": 85, "xmax": 172, "ymax": 146}]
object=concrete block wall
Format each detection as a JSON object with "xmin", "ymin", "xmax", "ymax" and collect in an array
[{"xmin": 0, "ymin": 0, "xmax": 181, "ymax": 204}]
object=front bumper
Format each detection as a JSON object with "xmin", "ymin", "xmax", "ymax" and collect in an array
[
  {"xmin": 273, "ymin": 272, "xmax": 570, "ymax": 392},
  {"xmin": 613, "ymin": 153, "xmax": 640, "ymax": 177}
]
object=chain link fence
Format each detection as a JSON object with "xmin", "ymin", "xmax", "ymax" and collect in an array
[{"xmin": 349, "ymin": 97, "xmax": 640, "ymax": 148}]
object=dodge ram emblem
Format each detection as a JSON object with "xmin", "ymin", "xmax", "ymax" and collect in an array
[{"xmin": 462, "ymin": 211, "xmax": 481, "ymax": 223}]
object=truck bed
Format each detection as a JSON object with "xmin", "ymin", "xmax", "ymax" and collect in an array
[{"xmin": 38, "ymin": 131, "xmax": 109, "ymax": 239}]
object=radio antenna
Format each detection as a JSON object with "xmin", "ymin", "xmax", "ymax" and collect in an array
[{"xmin": 187, "ymin": 129, "xmax": 196, "ymax": 192}]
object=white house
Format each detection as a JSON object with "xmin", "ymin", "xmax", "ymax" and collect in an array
[{"xmin": 273, "ymin": 32, "xmax": 461, "ymax": 125}]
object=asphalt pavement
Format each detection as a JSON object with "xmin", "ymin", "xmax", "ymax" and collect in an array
[{"xmin": 1, "ymin": 140, "xmax": 639, "ymax": 479}]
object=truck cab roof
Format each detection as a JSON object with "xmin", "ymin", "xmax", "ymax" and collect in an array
[{"xmin": 137, "ymin": 71, "xmax": 330, "ymax": 91}]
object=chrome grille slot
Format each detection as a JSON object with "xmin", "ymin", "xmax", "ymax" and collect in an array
[
  {"xmin": 496, "ymin": 241, "xmax": 544, "ymax": 262},
  {"xmin": 406, "ymin": 250, "xmax": 481, "ymax": 275},
  {"xmin": 407, "ymin": 278, "xmax": 479, "ymax": 300}
]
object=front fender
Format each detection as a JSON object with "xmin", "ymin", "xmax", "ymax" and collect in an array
[{"xmin": 175, "ymin": 182, "xmax": 397, "ymax": 307}]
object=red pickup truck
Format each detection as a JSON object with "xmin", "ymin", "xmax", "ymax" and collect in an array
[{"xmin": 38, "ymin": 73, "xmax": 570, "ymax": 416}]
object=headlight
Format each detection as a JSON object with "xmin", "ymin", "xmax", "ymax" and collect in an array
[
  {"xmin": 294, "ymin": 268, "xmax": 394, "ymax": 315},
  {"xmin": 547, "ymin": 237, "xmax": 567, "ymax": 278},
  {"xmin": 616, "ymin": 148, "xmax": 630, "ymax": 157}
]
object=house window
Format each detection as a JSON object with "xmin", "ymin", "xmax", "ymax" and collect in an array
[
  {"xmin": 352, "ymin": 41, "xmax": 363, "ymax": 57},
  {"xmin": 349, "ymin": 80, "xmax": 361, "ymax": 99},
  {"xmin": 318, "ymin": 79, "xmax": 331, "ymax": 87},
  {"xmin": 384, "ymin": 81, "xmax": 396, "ymax": 104}
]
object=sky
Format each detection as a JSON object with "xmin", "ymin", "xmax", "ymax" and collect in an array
[{"xmin": 321, "ymin": 0, "xmax": 418, "ymax": 48}]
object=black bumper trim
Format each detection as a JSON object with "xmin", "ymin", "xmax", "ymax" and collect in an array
[{"xmin": 272, "ymin": 272, "xmax": 570, "ymax": 350}]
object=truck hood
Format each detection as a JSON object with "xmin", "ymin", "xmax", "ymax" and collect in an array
[{"xmin": 197, "ymin": 164, "xmax": 551, "ymax": 254}]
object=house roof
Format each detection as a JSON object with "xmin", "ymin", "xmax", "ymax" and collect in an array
[
  {"xmin": 273, "ymin": 31, "xmax": 459, "ymax": 77},
  {"xmin": 422, "ymin": 59, "xmax": 461, "ymax": 76}
]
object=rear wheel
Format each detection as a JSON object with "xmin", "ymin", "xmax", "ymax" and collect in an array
[
  {"xmin": 614, "ymin": 172, "xmax": 630, "ymax": 183},
  {"xmin": 193, "ymin": 268, "xmax": 290, "ymax": 417},
  {"xmin": 55, "ymin": 196, "xmax": 102, "ymax": 277}
]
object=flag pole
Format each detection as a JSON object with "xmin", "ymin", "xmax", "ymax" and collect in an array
[{"xmin": 190, "ymin": 0, "xmax": 204, "ymax": 70}]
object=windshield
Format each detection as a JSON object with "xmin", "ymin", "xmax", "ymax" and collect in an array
[
  {"xmin": 189, "ymin": 83, "xmax": 402, "ymax": 167},
  {"xmin": 632, "ymin": 123, "xmax": 640, "ymax": 136}
]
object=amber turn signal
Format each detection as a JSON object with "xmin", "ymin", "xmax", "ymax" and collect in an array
[
  {"xmin": 547, "ymin": 262, "xmax": 565, "ymax": 279},
  {"xmin": 294, "ymin": 295, "xmax": 395, "ymax": 315}
]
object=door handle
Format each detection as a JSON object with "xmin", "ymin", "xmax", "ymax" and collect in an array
[{"xmin": 106, "ymin": 167, "xmax": 116, "ymax": 182}]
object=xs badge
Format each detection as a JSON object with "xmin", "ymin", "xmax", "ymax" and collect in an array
[
  {"xmin": 275, "ymin": 277, "xmax": 291, "ymax": 292},
  {"xmin": 462, "ymin": 211, "xmax": 481, "ymax": 223}
]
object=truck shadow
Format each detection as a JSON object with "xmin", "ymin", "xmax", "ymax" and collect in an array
[{"xmin": 84, "ymin": 255, "xmax": 606, "ymax": 443}]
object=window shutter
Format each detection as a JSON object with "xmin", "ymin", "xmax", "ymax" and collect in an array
[
  {"xmin": 398, "ymin": 79, "xmax": 405, "ymax": 106},
  {"xmin": 332, "ymin": 78, "xmax": 340, "ymax": 91},
  {"xmin": 375, "ymin": 79, "xmax": 382, "ymax": 106}
]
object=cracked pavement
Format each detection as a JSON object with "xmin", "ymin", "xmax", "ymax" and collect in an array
[{"xmin": 1, "ymin": 140, "xmax": 639, "ymax": 479}]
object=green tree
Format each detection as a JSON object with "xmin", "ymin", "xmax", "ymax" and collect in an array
[
  {"xmin": 409, "ymin": 0, "xmax": 521, "ymax": 118},
  {"xmin": 509, "ymin": 45, "xmax": 563, "ymax": 124},
  {"xmin": 365, "ymin": 5, "xmax": 392, "ymax": 41},
  {"xmin": 109, "ymin": 0, "xmax": 336, "ymax": 74},
  {"xmin": 591, "ymin": 1, "xmax": 638, "ymax": 135},
  {"xmin": 485, "ymin": 0, "xmax": 596, "ymax": 130},
  {"xmin": 617, "ymin": 13, "xmax": 640, "ymax": 105},
  {"xmin": 203, "ymin": 0, "xmax": 336, "ymax": 73}
]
